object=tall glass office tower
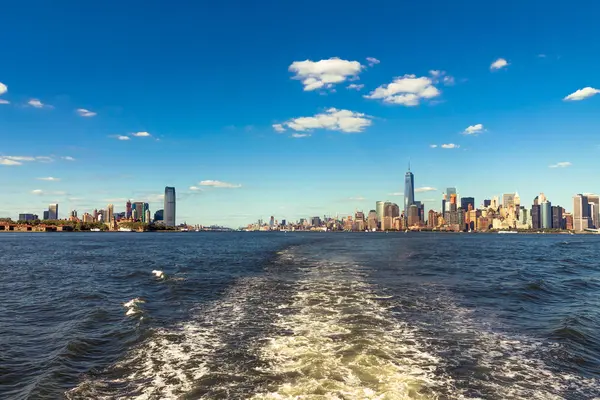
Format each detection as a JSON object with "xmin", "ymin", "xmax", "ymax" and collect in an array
[
  {"xmin": 404, "ymin": 165, "xmax": 414, "ymax": 217},
  {"xmin": 164, "ymin": 186, "xmax": 176, "ymax": 227}
]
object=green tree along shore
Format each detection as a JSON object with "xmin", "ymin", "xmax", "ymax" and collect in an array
[{"xmin": 0, "ymin": 218, "xmax": 179, "ymax": 232}]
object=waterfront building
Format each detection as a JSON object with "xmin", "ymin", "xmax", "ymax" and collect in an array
[
  {"xmin": 483, "ymin": 199, "xmax": 491, "ymax": 208},
  {"xmin": 43, "ymin": 211, "xmax": 49, "ymax": 220},
  {"xmin": 441, "ymin": 193, "xmax": 447, "ymax": 215},
  {"xmin": 154, "ymin": 209, "xmax": 164, "ymax": 222},
  {"xmin": 269, "ymin": 216, "xmax": 275, "ymax": 228},
  {"xmin": 311, "ymin": 216, "xmax": 321, "ymax": 227},
  {"xmin": 281, "ymin": 219, "xmax": 286, "ymax": 227},
  {"xmin": 404, "ymin": 166, "xmax": 415, "ymax": 217},
  {"xmin": 551, "ymin": 206, "xmax": 563, "ymax": 229},
  {"xmin": 145, "ymin": 209, "xmax": 151, "ymax": 225},
  {"xmin": 407, "ymin": 204, "xmax": 420, "ymax": 227},
  {"xmin": 164, "ymin": 186, "xmax": 176, "ymax": 227},
  {"xmin": 82, "ymin": 213, "xmax": 94, "ymax": 223},
  {"xmin": 573, "ymin": 194, "xmax": 590, "ymax": 231},
  {"xmin": 70, "ymin": 210, "xmax": 78, "ymax": 218},
  {"xmin": 19, "ymin": 213, "xmax": 38, "ymax": 221},
  {"xmin": 367, "ymin": 210, "xmax": 378, "ymax": 231},
  {"xmin": 427, "ymin": 209, "xmax": 436, "ymax": 229},
  {"xmin": 143, "ymin": 203, "xmax": 149, "ymax": 223},
  {"xmin": 541, "ymin": 200, "xmax": 552, "ymax": 229},
  {"xmin": 126, "ymin": 200, "xmax": 132, "ymax": 219},
  {"xmin": 376, "ymin": 201, "xmax": 385, "ymax": 230},
  {"xmin": 531, "ymin": 204, "xmax": 541, "ymax": 229},
  {"xmin": 460, "ymin": 197, "xmax": 475, "ymax": 211},
  {"xmin": 107, "ymin": 204, "xmax": 114, "ymax": 224},
  {"xmin": 490, "ymin": 196, "xmax": 499, "ymax": 210},
  {"xmin": 48, "ymin": 204, "xmax": 58, "ymax": 220},
  {"xmin": 586, "ymin": 194, "xmax": 599, "ymax": 228},
  {"xmin": 564, "ymin": 212, "xmax": 574, "ymax": 230}
]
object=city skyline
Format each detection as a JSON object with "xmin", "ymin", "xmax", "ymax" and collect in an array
[{"xmin": 1, "ymin": 2, "xmax": 599, "ymax": 226}]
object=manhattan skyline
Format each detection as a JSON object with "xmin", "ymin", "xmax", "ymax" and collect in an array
[{"xmin": 1, "ymin": 1, "xmax": 600, "ymax": 226}]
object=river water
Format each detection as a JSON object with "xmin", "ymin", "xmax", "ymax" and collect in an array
[{"xmin": 0, "ymin": 232, "xmax": 599, "ymax": 399}]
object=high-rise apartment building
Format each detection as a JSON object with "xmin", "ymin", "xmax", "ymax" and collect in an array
[
  {"xmin": 43, "ymin": 211, "xmax": 49, "ymax": 220},
  {"xmin": 48, "ymin": 204, "xmax": 58, "ymax": 220},
  {"xmin": 404, "ymin": 166, "xmax": 415, "ymax": 217},
  {"xmin": 164, "ymin": 186, "xmax": 176, "ymax": 227},
  {"xmin": 154, "ymin": 209, "xmax": 164, "ymax": 222},
  {"xmin": 573, "ymin": 194, "xmax": 590, "ymax": 231}
]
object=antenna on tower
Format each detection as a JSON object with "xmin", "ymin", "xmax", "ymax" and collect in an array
[{"xmin": 408, "ymin": 160, "xmax": 411, "ymax": 171}]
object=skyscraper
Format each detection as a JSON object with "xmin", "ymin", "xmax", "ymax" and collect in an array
[
  {"xmin": 502, "ymin": 193, "xmax": 516, "ymax": 209},
  {"xmin": 460, "ymin": 197, "xmax": 475, "ymax": 211},
  {"xmin": 552, "ymin": 206, "xmax": 563, "ymax": 229},
  {"xmin": 154, "ymin": 209, "xmax": 164, "ymax": 222},
  {"xmin": 164, "ymin": 186, "xmax": 176, "ymax": 227},
  {"xmin": 376, "ymin": 201, "xmax": 385, "ymax": 226},
  {"xmin": 541, "ymin": 200, "xmax": 552, "ymax": 229},
  {"xmin": 531, "ymin": 203, "xmax": 541, "ymax": 229},
  {"xmin": 573, "ymin": 194, "xmax": 590, "ymax": 231},
  {"xmin": 107, "ymin": 204, "xmax": 114, "ymax": 224},
  {"xmin": 404, "ymin": 165, "xmax": 415, "ymax": 217},
  {"xmin": 133, "ymin": 202, "xmax": 144, "ymax": 221},
  {"xmin": 48, "ymin": 204, "xmax": 58, "ymax": 220},
  {"xmin": 586, "ymin": 194, "xmax": 599, "ymax": 228},
  {"xmin": 126, "ymin": 200, "xmax": 132, "ymax": 219}
]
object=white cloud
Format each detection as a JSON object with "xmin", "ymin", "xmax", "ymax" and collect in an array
[
  {"xmin": 132, "ymin": 131, "xmax": 151, "ymax": 137},
  {"xmin": 272, "ymin": 123, "xmax": 286, "ymax": 133},
  {"xmin": 0, "ymin": 82, "xmax": 6, "ymax": 95},
  {"xmin": 76, "ymin": 108, "xmax": 97, "ymax": 117},
  {"xmin": 277, "ymin": 108, "xmax": 372, "ymax": 133},
  {"xmin": 549, "ymin": 161, "xmax": 572, "ymax": 168},
  {"xmin": 347, "ymin": 83, "xmax": 364, "ymax": 91},
  {"xmin": 349, "ymin": 196, "xmax": 366, "ymax": 201},
  {"xmin": 4, "ymin": 156, "xmax": 36, "ymax": 161},
  {"xmin": 291, "ymin": 133, "xmax": 311, "ymax": 138},
  {"xmin": 199, "ymin": 180, "xmax": 242, "ymax": 188},
  {"xmin": 31, "ymin": 189, "xmax": 44, "ymax": 195},
  {"xmin": 364, "ymin": 74, "xmax": 441, "ymax": 106},
  {"xmin": 366, "ymin": 57, "xmax": 380, "ymax": 67},
  {"xmin": 441, "ymin": 143, "xmax": 460, "ymax": 149},
  {"xmin": 0, "ymin": 158, "xmax": 22, "ymax": 166},
  {"xmin": 443, "ymin": 76, "xmax": 455, "ymax": 86},
  {"xmin": 538, "ymin": 54, "xmax": 547, "ymax": 58},
  {"xmin": 429, "ymin": 144, "xmax": 438, "ymax": 148},
  {"xmin": 288, "ymin": 57, "xmax": 363, "ymax": 91},
  {"xmin": 463, "ymin": 124, "xmax": 485, "ymax": 135},
  {"xmin": 563, "ymin": 87, "xmax": 600, "ymax": 101},
  {"xmin": 62, "ymin": 156, "xmax": 75, "ymax": 161},
  {"xmin": 0, "ymin": 99, "xmax": 9, "ymax": 105},
  {"xmin": 490, "ymin": 58, "xmax": 509, "ymax": 70},
  {"xmin": 28, "ymin": 99, "xmax": 50, "ymax": 108},
  {"xmin": 37, "ymin": 177, "xmax": 60, "ymax": 181},
  {"xmin": 429, "ymin": 70, "xmax": 455, "ymax": 86},
  {"xmin": 415, "ymin": 187, "xmax": 437, "ymax": 193},
  {"xmin": 35, "ymin": 156, "xmax": 54, "ymax": 163},
  {"xmin": 116, "ymin": 135, "xmax": 130, "ymax": 141},
  {"xmin": 189, "ymin": 186, "xmax": 202, "ymax": 191},
  {"xmin": 388, "ymin": 192, "xmax": 404, "ymax": 196}
]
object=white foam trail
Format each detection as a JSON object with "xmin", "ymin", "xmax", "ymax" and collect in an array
[
  {"xmin": 123, "ymin": 298, "xmax": 145, "ymax": 317},
  {"xmin": 151, "ymin": 270, "xmax": 165, "ymax": 279},
  {"xmin": 68, "ymin": 277, "xmax": 265, "ymax": 399},
  {"xmin": 251, "ymin": 260, "xmax": 451, "ymax": 399}
]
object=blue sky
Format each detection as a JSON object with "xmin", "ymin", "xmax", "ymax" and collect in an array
[{"xmin": 1, "ymin": 0, "xmax": 599, "ymax": 226}]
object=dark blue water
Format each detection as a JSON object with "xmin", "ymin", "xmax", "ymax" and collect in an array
[{"xmin": 1, "ymin": 233, "xmax": 599, "ymax": 399}]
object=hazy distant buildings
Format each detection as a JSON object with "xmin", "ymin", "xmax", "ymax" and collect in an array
[
  {"xmin": 164, "ymin": 186, "xmax": 176, "ymax": 227},
  {"xmin": 48, "ymin": 204, "xmax": 58, "ymax": 220},
  {"xmin": 19, "ymin": 213, "xmax": 38, "ymax": 221}
]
